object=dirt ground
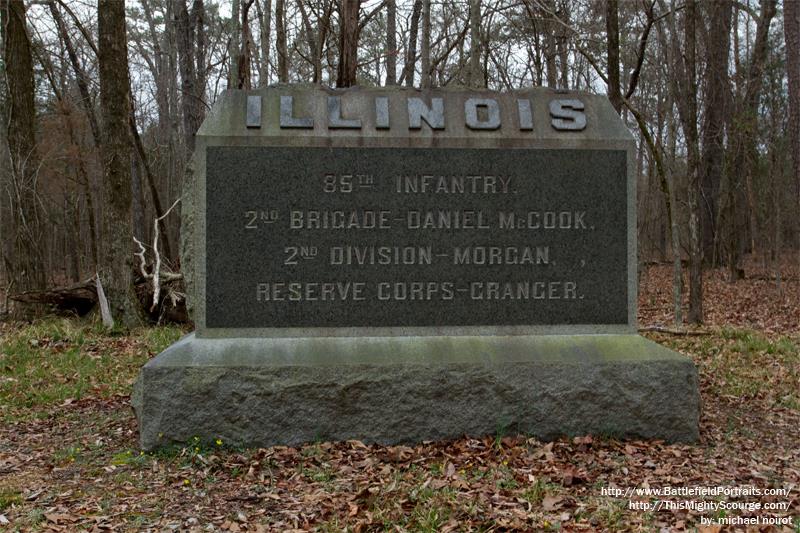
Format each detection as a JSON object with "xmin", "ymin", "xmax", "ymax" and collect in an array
[{"xmin": 0, "ymin": 263, "xmax": 798, "ymax": 531}]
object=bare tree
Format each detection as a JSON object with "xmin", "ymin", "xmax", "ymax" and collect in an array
[
  {"xmin": 699, "ymin": 0, "xmax": 732, "ymax": 265},
  {"xmin": 337, "ymin": 0, "xmax": 360, "ymax": 86},
  {"xmin": 98, "ymin": 0, "xmax": 143, "ymax": 328},
  {"xmin": 256, "ymin": 0, "xmax": 272, "ymax": 86},
  {"xmin": 718, "ymin": 0, "xmax": 777, "ymax": 280},
  {"xmin": 785, "ymin": 0, "xmax": 800, "ymax": 251},
  {"xmin": 297, "ymin": 0, "xmax": 334, "ymax": 84},
  {"xmin": 597, "ymin": 0, "xmax": 681, "ymax": 323},
  {"xmin": 468, "ymin": 0, "xmax": 482, "ymax": 87},
  {"xmin": 194, "ymin": 0, "xmax": 207, "ymax": 107},
  {"xmin": 0, "ymin": 0, "xmax": 796, "ymax": 317},
  {"xmin": 175, "ymin": 0, "xmax": 205, "ymax": 153},
  {"xmin": 419, "ymin": 0, "xmax": 431, "ymax": 87},
  {"xmin": 139, "ymin": 0, "xmax": 171, "ymax": 144},
  {"xmin": 228, "ymin": 0, "xmax": 241, "ymax": 87},
  {"xmin": 385, "ymin": 0, "xmax": 397, "ymax": 84},
  {"xmin": 275, "ymin": 0, "xmax": 289, "ymax": 82},
  {"xmin": 605, "ymin": 0, "xmax": 622, "ymax": 113},
  {"xmin": 237, "ymin": 0, "xmax": 256, "ymax": 89},
  {"xmin": 662, "ymin": 0, "xmax": 703, "ymax": 322},
  {"xmin": 1, "ymin": 0, "xmax": 45, "ymax": 297},
  {"xmin": 402, "ymin": 0, "xmax": 422, "ymax": 87},
  {"xmin": 555, "ymin": 0, "xmax": 570, "ymax": 88}
]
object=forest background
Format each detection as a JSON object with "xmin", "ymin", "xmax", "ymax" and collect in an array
[
  {"xmin": 1, "ymin": 2, "xmax": 800, "ymax": 530},
  {"xmin": 1, "ymin": 0, "xmax": 799, "ymax": 328}
]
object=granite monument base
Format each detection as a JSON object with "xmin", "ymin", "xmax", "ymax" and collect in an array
[{"xmin": 132, "ymin": 334, "xmax": 700, "ymax": 450}]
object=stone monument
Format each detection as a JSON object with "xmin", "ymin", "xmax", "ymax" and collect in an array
[{"xmin": 133, "ymin": 86, "xmax": 700, "ymax": 450}]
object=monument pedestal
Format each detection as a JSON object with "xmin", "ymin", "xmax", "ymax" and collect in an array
[
  {"xmin": 137, "ymin": 87, "xmax": 702, "ymax": 450},
  {"xmin": 133, "ymin": 334, "xmax": 699, "ymax": 450}
]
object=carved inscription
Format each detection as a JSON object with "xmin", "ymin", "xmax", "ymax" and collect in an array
[
  {"xmin": 206, "ymin": 147, "xmax": 627, "ymax": 328},
  {"xmin": 254, "ymin": 95, "xmax": 587, "ymax": 132}
]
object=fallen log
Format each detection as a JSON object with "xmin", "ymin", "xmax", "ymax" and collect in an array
[
  {"xmin": 10, "ymin": 280, "xmax": 96, "ymax": 316},
  {"xmin": 638, "ymin": 326, "xmax": 711, "ymax": 336},
  {"xmin": 9, "ymin": 275, "xmax": 188, "ymax": 323}
]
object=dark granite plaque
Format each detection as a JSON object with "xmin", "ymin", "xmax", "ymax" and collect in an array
[{"xmin": 205, "ymin": 146, "xmax": 627, "ymax": 328}]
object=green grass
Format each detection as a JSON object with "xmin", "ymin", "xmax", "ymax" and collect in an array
[
  {"xmin": 2, "ymin": 318, "xmax": 797, "ymax": 532},
  {"xmin": 653, "ymin": 328, "xmax": 800, "ymax": 407},
  {"xmin": 594, "ymin": 499, "xmax": 627, "ymax": 530},
  {"xmin": 0, "ymin": 487, "xmax": 22, "ymax": 511},
  {"xmin": 522, "ymin": 477, "xmax": 558, "ymax": 505},
  {"xmin": 111, "ymin": 449, "xmax": 150, "ymax": 467},
  {"xmin": 0, "ymin": 317, "xmax": 183, "ymax": 420},
  {"xmin": 52, "ymin": 444, "xmax": 84, "ymax": 465}
]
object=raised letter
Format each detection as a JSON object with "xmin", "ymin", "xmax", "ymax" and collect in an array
[
  {"xmin": 465, "ymin": 98, "xmax": 501, "ymax": 130},
  {"xmin": 408, "ymin": 97, "xmax": 445, "ymax": 130},
  {"xmin": 517, "ymin": 99, "xmax": 533, "ymax": 130},
  {"xmin": 246, "ymin": 95, "xmax": 262, "ymax": 128},
  {"xmin": 327, "ymin": 96, "xmax": 362, "ymax": 129},
  {"xmin": 280, "ymin": 95, "xmax": 314, "ymax": 128},
  {"xmin": 549, "ymin": 99, "xmax": 586, "ymax": 131},
  {"xmin": 375, "ymin": 97, "xmax": 390, "ymax": 129}
]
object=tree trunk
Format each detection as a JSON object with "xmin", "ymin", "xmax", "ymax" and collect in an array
[
  {"xmin": 131, "ymin": 152, "xmax": 146, "ymax": 241},
  {"xmin": 658, "ymin": 0, "xmax": 703, "ymax": 322},
  {"xmin": 297, "ymin": 0, "xmax": 321, "ymax": 83},
  {"xmin": 721, "ymin": 0, "xmax": 776, "ymax": 280},
  {"xmin": 49, "ymin": 2, "xmax": 102, "ymax": 148},
  {"xmin": 67, "ymin": 191, "xmax": 81, "ymax": 282},
  {"xmin": 683, "ymin": 0, "xmax": 703, "ymax": 324},
  {"xmin": 419, "ymin": 0, "xmax": 431, "ymax": 87},
  {"xmin": 556, "ymin": 0, "xmax": 570, "ymax": 89},
  {"xmin": 468, "ymin": 0, "xmax": 482, "ymax": 87},
  {"xmin": 139, "ymin": 0, "xmax": 171, "ymax": 145},
  {"xmin": 228, "ymin": 0, "xmax": 241, "ymax": 88},
  {"xmin": 98, "ymin": 0, "xmax": 144, "ymax": 328},
  {"xmin": 1, "ymin": 0, "xmax": 45, "ymax": 297},
  {"xmin": 175, "ymin": 0, "xmax": 204, "ymax": 154},
  {"xmin": 129, "ymin": 107, "xmax": 173, "ymax": 261},
  {"xmin": 402, "ymin": 0, "xmax": 422, "ymax": 87},
  {"xmin": 672, "ymin": 0, "xmax": 703, "ymax": 324},
  {"xmin": 237, "ymin": 0, "xmax": 255, "ymax": 89},
  {"xmin": 193, "ymin": 0, "xmax": 207, "ymax": 125},
  {"xmin": 62, "ymin": 100, "xmax": 99, "ymax": 270},
  {"xmin": 275, "ymin": 0, "xmax": 288, "ymax": 82},
  {"xmin": 336, "ymin": 0, "xmax": 360, "ymax": 87},
  {"xmin": 630, "ymin": 102, "xmax": 683, "ymax": 326},
  {"xmin": 257, "ymin": 0, "xmax": 272, "ymax": 86},
  {"xmin": 174, "ymin": 0, "xmax": 206, "ymax": 316},
  {"xmin": 699, "ymin": 0, "xmax": 732, "ymax": 265},
  {"xmin": 385, "ymin": 0, "xmax": 397, "ymax": 85},
  {"xmin": 605, "ymin": 0, "xmax": 622, "ymax": 113},
  {"xmin": 165, "ymin": 0, "xmax": 181, "ymax": 212},
  {"xmin": 785, "ymin": 0, "xmax": 800, "ymax": 252}
]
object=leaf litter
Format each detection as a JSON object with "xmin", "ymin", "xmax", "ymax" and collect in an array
[{"xmin": 0, "ymin": 264, "xmax": 798, "ymax": 531}]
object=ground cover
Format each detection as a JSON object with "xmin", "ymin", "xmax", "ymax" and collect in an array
[{"xmin": 0, "ymin": 265, "xmax": 798, "ymax": 531}]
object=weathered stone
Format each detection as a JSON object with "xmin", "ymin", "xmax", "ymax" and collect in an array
[
  {"xmin": 205, "ymin": 146, "xmax": 627, "ymax": 329},
  {"xmin": 136, "ymin": 85, "xmax": 700, "ymax": 449},
  {"xmin": 133, "ymin": 334, "xmax": 699, "ymax": 449}
]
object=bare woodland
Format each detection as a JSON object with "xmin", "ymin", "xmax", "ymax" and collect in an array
[{"xmin": 0, "ymin": 0, "xmax": 799, "ymax": 328}]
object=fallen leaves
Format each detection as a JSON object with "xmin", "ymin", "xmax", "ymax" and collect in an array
[
  {"xmin": 639, "ymin": 258, "xmax": 800, "ymax": 335},
  {"xmin": 542, "ymin": 495, "xmax": 565, "ymax": 511},
  {"xmin": 0, "ymin": 398, "xmax": 797, "ymax": 531},
  {"xmin": 0, "ymin": 268, "xmax": 798, "ymax": 530}
]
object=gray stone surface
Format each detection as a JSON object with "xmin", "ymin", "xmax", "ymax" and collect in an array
[
  {"xmin": 133, "ymin": 333, "xmax": 700, "ymax": 450},
  {"xmin": 142, "ymin": 86, "xmax": 701, "ymax": 450},
  {"xmin": 206, "ymin": 146, "xmax": 627, "ymax": 329},
  {"xmin": 188, "ymin": 85, "xmax": 638, "ymax": 336}
]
